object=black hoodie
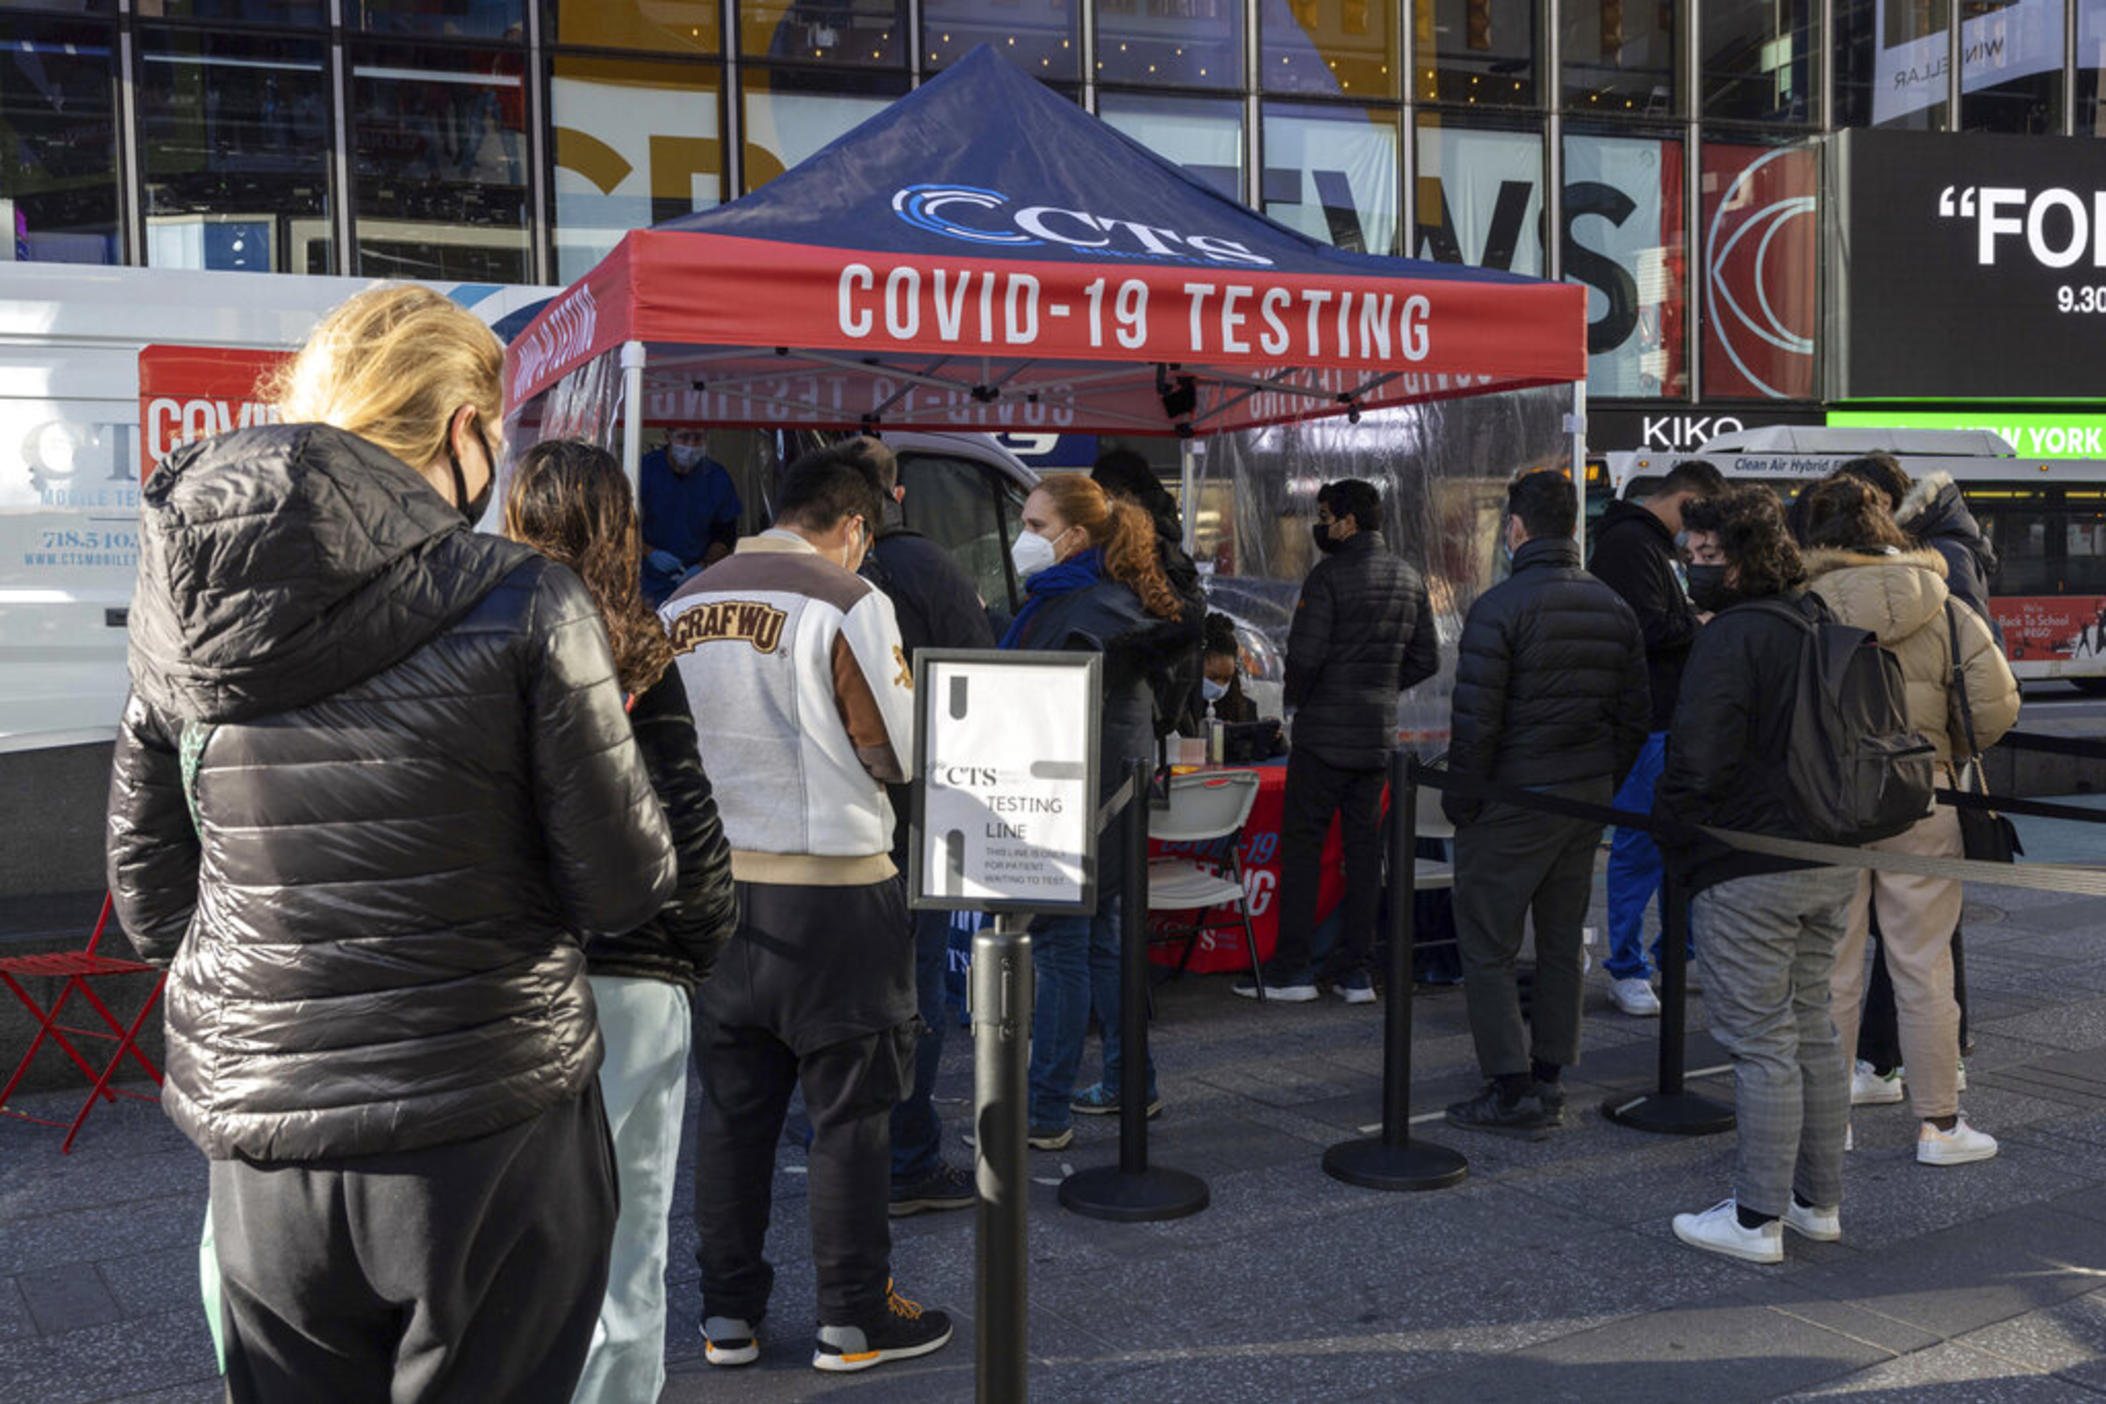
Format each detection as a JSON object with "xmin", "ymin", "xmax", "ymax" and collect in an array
[
  {"xmin": 1587, "ymin": 497, "xmax": 1701, "ymax": 732},
  {"xmin": 107, "ymin": 423, "xmax": 676, "ymax": 1162}
]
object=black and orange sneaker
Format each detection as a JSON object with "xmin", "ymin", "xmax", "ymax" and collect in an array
[
  {"xmin": 812, "ymin": 1280, "xmax": 954, "ymax": 1373},
  {"xmin": 702, "ymin": 1312, "xmax": 762, "ymax": 1367}
]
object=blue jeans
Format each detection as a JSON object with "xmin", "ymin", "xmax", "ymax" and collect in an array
[
  {"xmin": 1028, "ymin": 899, "xmax": 1154, "ymax": 1129},
  {"xmin": 889, "ymin": 905, "xmax": 953, "ymax": 1188},
  {"xmin": 1605, "ymin": 732, "xmax": 1668, "ymax": 981}
]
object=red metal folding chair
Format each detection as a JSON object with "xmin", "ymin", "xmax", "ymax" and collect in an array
[{"xmin": 0, "ymin": 893, "xmax": 168, "ymax": 1152}]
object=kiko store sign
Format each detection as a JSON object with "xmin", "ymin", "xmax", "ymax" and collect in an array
[{"xmin": 1826, "ymin": 128, "xmax": 2106, "ymax": 401}]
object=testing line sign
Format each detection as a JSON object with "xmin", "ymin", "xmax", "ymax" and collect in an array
[{"xmin": 909, "ymin": 650, "xmax": 1101, "ymax": 915}]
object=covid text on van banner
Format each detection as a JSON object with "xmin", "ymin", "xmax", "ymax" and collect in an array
[{"xmin": 137, "ymin": 346, "xmax": 290, "ymax": 482}]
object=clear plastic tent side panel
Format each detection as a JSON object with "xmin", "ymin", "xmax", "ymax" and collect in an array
[
  {"xmin": 1193, "ymin": 383, "xmax": 1578, "ymax": 751},
  {"xmin": 499, "ymin": 346, "xmax": 626, "ymax": 507}
]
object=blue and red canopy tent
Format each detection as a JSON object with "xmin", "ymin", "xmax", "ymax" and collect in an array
[{"xmin": 503, "ymin": 45, "xmax": 1587, "ymax": 467}]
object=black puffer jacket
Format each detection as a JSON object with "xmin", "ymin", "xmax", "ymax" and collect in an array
[
  {"xmin": 588, "ymin": 665, "xmax": 738, "ymax": 990},
  {"xmin": 1284, "ymin": 531, "xmax": 1439, "ymax": 770},
  {"xmin": 1006, "ymin": 571, "xmax": 1170, "ymax": 892},
  {"xmin": 106, "ymin": 423, "xmax": 677, "ymax": 1163},
  {"xmin": 1899, "ymin": 472, "xmax": 1998, "ymax": 625},
  {"xmin": 1588, "ymin": 499, "xmax": 1702, "ymax": 731},
  {"xmin": 1654, "ymin": 591, "xmax": 1825, "ymax": 895},
  {"xmin": 1443, "ymin": 536, "xmax": 1649, "ymax": 826},
  {"xmin": 1148, "ymin": 501, "xmax": 1209, "ymax": 738}
]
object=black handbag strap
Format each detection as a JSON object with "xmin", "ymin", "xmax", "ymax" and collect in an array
[{"xmin": 1944, "ymin": 599, "xmax": 1989, "ymax": 797}]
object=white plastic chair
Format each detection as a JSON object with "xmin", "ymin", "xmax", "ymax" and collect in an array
[{"xmin": 1146, "ymin": 769, "xmax": 1266, "ymax": 997}]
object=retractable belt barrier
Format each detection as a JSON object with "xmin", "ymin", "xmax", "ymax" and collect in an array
[
  {"xmin": 1414, "ymin": 768, "xmax": 2106, "ymax": 897},
  {"xmin": 1997, "ymin": 729, "xmax": 2106, "ymax": 761}
]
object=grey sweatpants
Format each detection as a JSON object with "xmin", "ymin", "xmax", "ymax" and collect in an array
[{"xmin": 1692, "ymin": 867, "xmax": 1860, "ymax": 1218}]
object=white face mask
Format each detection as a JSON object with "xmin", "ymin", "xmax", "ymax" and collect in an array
[
  {"xmin": 1011, "ymin": 527, "xmax": 1063, "ymax": 580},
  {"xmin": 669, "ymin": 442, "xmax": 706, "ymax": 470},
  {"xmin": 1202, "ymin": 677, "xmax": 1229, "ymax": 703}
]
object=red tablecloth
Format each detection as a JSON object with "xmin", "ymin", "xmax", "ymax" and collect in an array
[{"xmin": 1146, "ymin": 764, "xmax": 1353, "ymax": 974}]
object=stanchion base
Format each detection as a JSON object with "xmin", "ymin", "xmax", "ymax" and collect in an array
[
  {"xmin": 1058, "ymin": 1165, "xmax": 1210, "ymax": 1223},
  {"xmin": 1600, "ymin": 1090, "xmax": 1736, "ymax": 1136},
  {"xmin": 1321, "ymin": 1136, "xmax": 1469, "ymax": 1192}
]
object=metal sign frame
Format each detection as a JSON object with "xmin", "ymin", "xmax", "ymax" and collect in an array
[{"xmin": 908, "ymin": 648, "xmax": 1102, "ymax": 916}]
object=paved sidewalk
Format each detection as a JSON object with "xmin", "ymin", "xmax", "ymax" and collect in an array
[{"xmin": 4, "ymin": 876, "xmax": 2106, "ymax": 1402}]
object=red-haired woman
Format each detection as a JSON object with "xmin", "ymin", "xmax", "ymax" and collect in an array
[{"xmin": 1001, "ymin": 474, "xmax": 1187, "ymax": 1145}]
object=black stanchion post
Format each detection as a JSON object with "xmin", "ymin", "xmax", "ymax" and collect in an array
[
  {"xmin": 1601, "ymin": 866, "xmax": 1735, "ymax": 1135},
  {"xmin": 1059, "ymin": 758, "xmax": 1210, "ymax": 1223},
  {"xmin": 1322, "ymin": 751, "xmax": 1469, "ymax": 1191},
  {"xmin": 972, "ymin": 918, "xmax": 1032, "ymax": 1403}
]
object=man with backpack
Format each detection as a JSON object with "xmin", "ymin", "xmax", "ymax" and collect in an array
[
  {"xmin": 1588, "ymin": 458, "xmax": 1725, "ymax": 1016},
  {"xmin": 1654, "ymin": 486, "xmax": 1887, "ymax": 1265}
]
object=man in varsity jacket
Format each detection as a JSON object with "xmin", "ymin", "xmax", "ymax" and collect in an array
[{"xmin": 662, "ymin": 449, "xmax": 952, "ymax": 1375}]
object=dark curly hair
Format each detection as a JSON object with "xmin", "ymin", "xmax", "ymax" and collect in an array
[
  {"xmin": 1681, "ymin": 485, "xmax": 1806, "ymax": 600},
  {"xmin": 506, "ymin": 439, "xmax": 675, "ymax": 698},
  {"xmin": 1801, "ymin": 474, "xmax": 1911, "ymax": 553}
]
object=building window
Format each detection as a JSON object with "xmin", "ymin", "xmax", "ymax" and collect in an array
[
  {"xmin": 551, "ymin": 56, "xmax": 720, "ymax": 282},
  {"xmin": 1562, "ymin": 0, "xmax": 1675, "ymax": 116},
  {"xmin": 1836, "ymin": 0, "xmax": 1950, "ymax": 129},
  {"xmin": 1962, "ymin": 0, "xmax": 2066, "ymax": 134},
  {"xmin": 744, "ymin": 0, "xmax": 907, "ymax": 68},
  {"xmin": 741, "ymin": 69, "xmax": 908, "ymax": 194},
  {"xmin": 139, "ymin": 28, "xmax": 334, "ymax": 275},
  {"xmin": 0, "ymin": 20, "xmax": 120, "ymax": 264},
  {"xmin": 1565, "ymin": 129, "xmax": 1685, "ymax": 398},
  {"xmin": 138, "ymin": 0, "xmax": 327, "ymax": 24},
  {"xmin": 1262, "ymin": 0, "xmax": 1399, "ymax": 99},
  {"xmin": 2084, "ymin": 0, "xmax": 2106, "ymax": 135},
  {"xmin": 352, "ymin": 1, "xmax": 527, "ymax": 42},
  {"xmin": 550, "ymin": 0, "xmax": 718, "ymax": 54},
  {"xmin": 1097, "ymin": 93, "xmax": 1244, "ymax": 200},
  {"xmin": 1262, "ymin": 103, "xmax": 1399, "ymax": 255},
  {"xmin": 923, "ymin": 0, "xmax": 1079, "ymax": 79},
  {"xmin": 1702, "ymin": 0, "xmax": 1815, "ymax": 123},
  {"xmin": 1412, "ymin": 0, "xmax": 1537, "ymax": 108},
  {"xmin": 1095, "ymin": 0, "xmax": 1243, "ymax": 89},
  {"xmin": 1698, "ymin": 135, "xmax": 1817, "ymax": 400},
  {"xmin": 1413, "ymin": 114, "xmax": 1544, "ymax": 274},
  {"xmin": 350, "ymin": 43, "xmax": 531, "ymax": 281}
]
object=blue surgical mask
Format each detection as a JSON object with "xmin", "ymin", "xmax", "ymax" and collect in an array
[{"xmin": 1202, "ymin": 677, "xmax": 1229, "ymax": 703}]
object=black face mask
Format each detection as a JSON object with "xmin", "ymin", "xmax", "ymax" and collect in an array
[
  {"xmin": 1686, "ymin": 563, "xmax": 1732, "ymax": 613},
  {"xmin": 1312, "ymin": 522, "xmax": 1342, "ymax": 555},
  {"xmin": 448, "ymin": 435, "xmax": 496, "ymax": 528}
]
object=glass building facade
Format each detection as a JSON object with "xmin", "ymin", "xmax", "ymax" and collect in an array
[{"xmin": 4, "ymin": 0, "xmax": 2103, "ymax": 410}]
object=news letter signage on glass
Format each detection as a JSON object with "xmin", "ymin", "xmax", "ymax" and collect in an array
[
  {"xmin": 909, "ymin": 650, "xmax": 1102, "ymax": 915},
  {"xmin": 1825, "ymin": 128, "xmax": 2106, "ymax": 401}
]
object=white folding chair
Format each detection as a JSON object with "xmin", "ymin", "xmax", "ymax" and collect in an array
[{"xmin": 1146, "ymin": 769, "xmax": 1266, "ymax": 997}]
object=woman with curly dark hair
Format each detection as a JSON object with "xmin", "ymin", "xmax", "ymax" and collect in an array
[
  {"xmin": 1800, "ymin": 475, "xmax": 2017, "ymax": 1172},
  {"xmin": 507, "ymin": 439, "xmax": 739, "ymax": 1404},
  {"xmin": 1656, "ymin": 485, "xmax": 1863, "ymax": 1266},
  {"xmin": 1200, "ymin": 612, "xmax": 1258, "ymax": 724},
  {"xmin": 1000, "ymin": 473, "xmax": 1184, "ymax": 1139}
]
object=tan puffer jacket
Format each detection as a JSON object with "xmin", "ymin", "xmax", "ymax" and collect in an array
[{"xmin": 1805, "ymin": 548, "xmax": 2020, "ymax": 763}]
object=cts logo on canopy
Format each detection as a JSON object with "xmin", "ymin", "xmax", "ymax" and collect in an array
[{"xmin": 890, "ymin": 184, "xmax": 1273, "ymax": 268}]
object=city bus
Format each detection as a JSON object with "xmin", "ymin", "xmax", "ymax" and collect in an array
[{"xmin": 1598, "ymin": 426, "xmax": 2106, "ymax": 691}]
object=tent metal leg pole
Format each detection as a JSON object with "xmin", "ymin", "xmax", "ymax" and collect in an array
[{"xmin": 620, "ymin": 340, "xmax": 646, "ymax": 492}]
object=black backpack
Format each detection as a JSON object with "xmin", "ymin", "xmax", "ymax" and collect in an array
[{"xmin": 1747, "ymin": 595, "xmax": 1936, "ymax": 846}]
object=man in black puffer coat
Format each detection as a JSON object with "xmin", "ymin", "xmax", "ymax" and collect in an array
[
  {"xmin": 1235, "ymin": 478, "xmax": 1438, "ymax": 1003},
  {"xmin": 1442, "ymin": 470, "xmax": 1647, "ymax": 1140},
  {"xmin": 107, "ymin": 421, "xmax": 677, "ymax": 1399}
]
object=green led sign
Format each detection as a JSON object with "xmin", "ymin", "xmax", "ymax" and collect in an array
[{"xmin": 1825, "ymin": 410, "xmax": 2106, "ymax": 459}]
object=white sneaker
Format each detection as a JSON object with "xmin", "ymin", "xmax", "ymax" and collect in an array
[
  {"xmin": 1851, "ymin": 1060, "xmax": 1905, "ymax": 1106},
  {"xmin": 1918, "ymin": 1115, "xmax": 1998, "ymax": 1166},
  {"xmin": 1844, "ymin": 1122, "xmax": 1854, "ymax": 1153},
  {"xmin": 1783, "ymin": 1199, "xmax": 1841, "ymax": 1242},
  {"xmin": 1956, "ymin": 1058, "xmax": 1968, "ymax": 1092},
  {"xmin": 1610, "ymin": 977, "xmax": 1661, "ymax": 1017},
  {"xmin": 1672, "ymin": 1199, "xmax": 1783, "ymax": 1264}
]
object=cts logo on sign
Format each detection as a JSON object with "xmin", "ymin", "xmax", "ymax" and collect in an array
[
  {"xmin": 889, "ymin": 184, "xmax": 1273, "ymax": 267},
  {"xmin": 1938, "ymin": 185, "xmax": 2106, "ymax": 268}
]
